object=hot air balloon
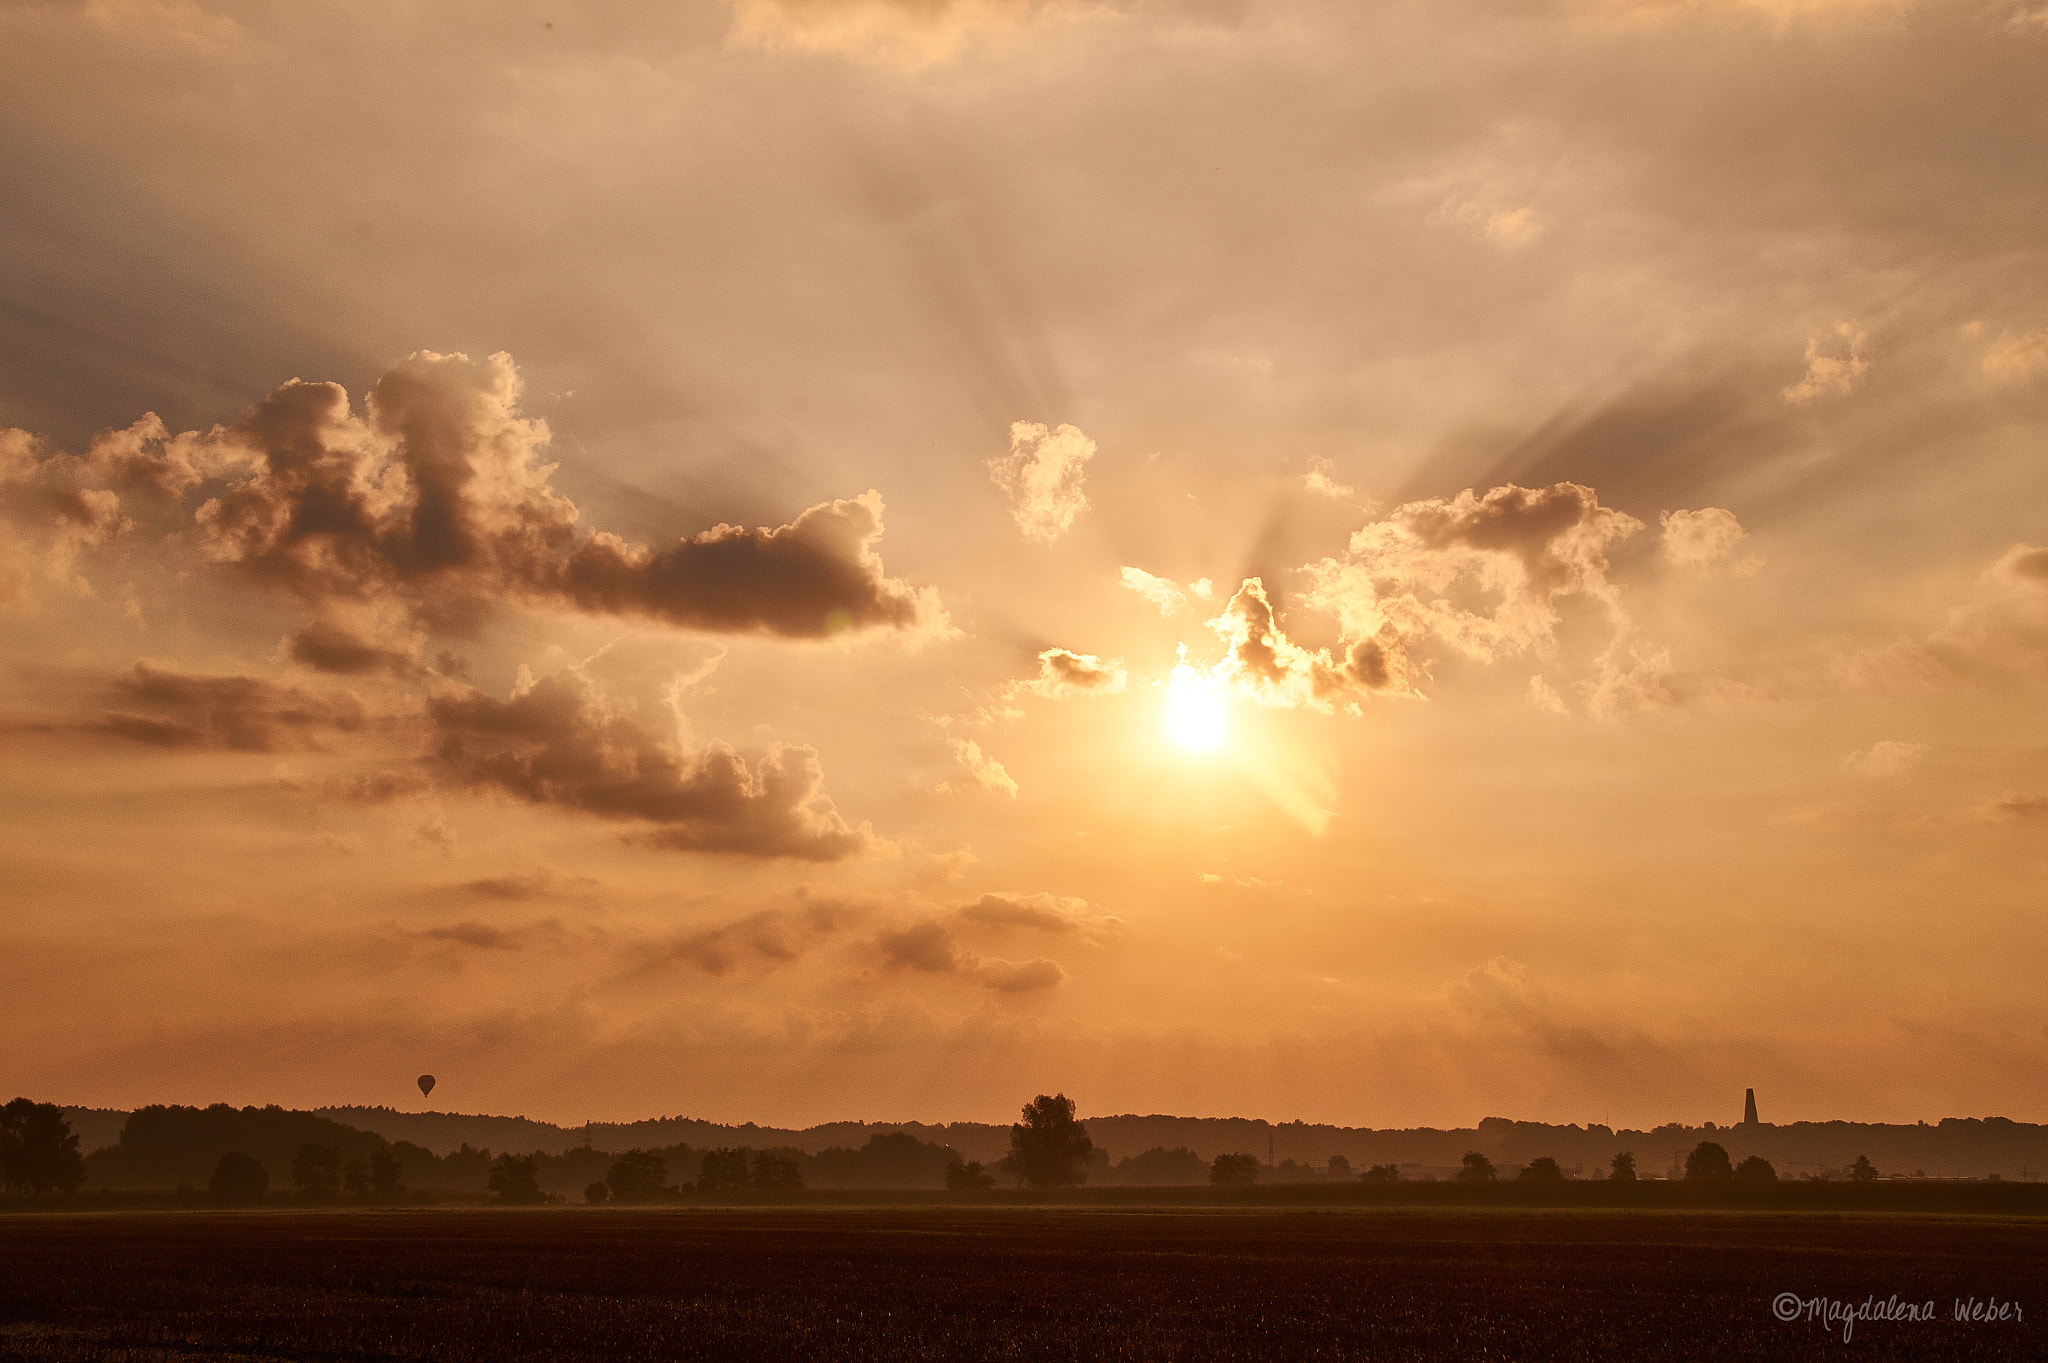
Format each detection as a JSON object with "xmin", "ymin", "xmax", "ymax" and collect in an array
[{"xmin": 417, "ymin": 1074, "xmax": 436, "ymax": 1100}]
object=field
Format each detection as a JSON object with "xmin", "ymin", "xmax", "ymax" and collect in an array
[{"xmin": 0, "ymin": 1206, "xmax": 2038, "ymax": 1361}]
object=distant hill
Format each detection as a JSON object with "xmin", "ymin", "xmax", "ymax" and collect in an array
[{"xmin": 57, "ymin": 1104, "xmax": 2048, "ymax": 1185}]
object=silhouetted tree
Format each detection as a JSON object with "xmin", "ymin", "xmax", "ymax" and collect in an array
[
  {"xmin": 1684, "ymin": 1142, "xmax": 1733, "ymax": 1182},
  {"xmin": 1327, "ymin": 1155, "xmax": 1353, "ymax": 1178},
  {"xmin": 1007, "ymin": 1094, "xmax": 1094, "ymax": 1190},
  {"xmin": 1850, "ymin": 1154, "xmax": 1878, "ymax": 1183},
  {"xmin": 487, "ymin": 1153, "xmax": 543, "ymax": 1204},
  {"xmin": 696, "ymin": 1147, "xmax": 752, "ymax": 1197},
  {"xmin": 1609, "ymin": 1151, "xmax": 1637, "ymax": 1182},
  {"xmin": 208, "ymin": 1152, "xmax": 268, "ymax": 1204},
  {"xmin": 1111, "ymin": 1146, "xmax": 1208, "ymax": 1186},
  {"xmin": 605, "ymin": 1148, "xmax": 668, "ymax": 1203},
  {"xmin": 292, "ymin": 1143, "xmax": 343, "ymax": 1200},
  {"xmin": 1456, "ymin": 1151, "xmax": 1497, "ymax": 1183},
  {"xmin": 585, "ymin": 1180, "xmax": 609, "ymax": 1204},
  {"xmin": 945, "ymin": 1157, "xmax": 997, "ymax": 1192},
  {"xmin": 752, "ymin": 1153, "xmax": 803, "ymax": 1193},
  {"xmin": 368, "ymin": 1149, "xmax": 404, "ymax": 1200},
  {"xmin": 0, "ymin": 1099, "xmax": 85, "ymax": 1195},
  {"xmin": 342, "ymin": 1157, "xmax": 370, "ymax": 1199},
  {"xmin": 1360, "ymin": 1163, "xmax": 1401, "ymax": 1183},
  {"xmin": 1518, "ymin": 1156, "xmax": 1567, "ymax": 1184},
  {"xmin": 1209, "ymin": 1153, "xmax": 1259, "ymax": 1187},
  {"xmin": 1734, "ymin": 1156, "xmax": 1777, "ymax": 1183}
]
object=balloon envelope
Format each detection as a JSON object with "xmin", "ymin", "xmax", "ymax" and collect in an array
[{"xmin": 417, "ymin": 1074, "xmax": 435, "ymax": 1098}]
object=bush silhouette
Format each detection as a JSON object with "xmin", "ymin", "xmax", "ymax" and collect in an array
[
  {"xmin": 487, "ymin": 1153, "xmax": 543, "ymax": 1204},
  {"xmin": 1111, "ymin": 1146, "xmax": 1207, "ymax": 1186},
  {"xmin": 292, "ymin": 1143, "xmax": 342, "ymax": 1200},
  {"xmin": 1209, "ymin": 1153, "xmax": 1259, "ymax": 1188},
  {"xmin": 1734, "ymin": 1156, "xmax": 1777, "ymax": 1183},
  {"xmin": 1326, "ymin": 1155, "xmax": 1353, "ymax": 1178},
  {"xmin": 0, "ymin": 1099, "xmax": 85, "ymax": 1196},
  {"xmin": 1456, "ymin": 1151, "xmax": 1497, "ymax": 1183},
  {"xmin": 1609, "ymin": 1151, "xmax": 1637, "ymax": 1182},
  {"xmin": 945, "ymin": 1158, "xmax": 997, "ymax": 1192},
  {"xmin": 1007, "ymin": 1094, "xmax": 1094, "ymax": 1189},
  {"xmin": 1850, "ymin": 1154, "xmax": 1878, "ymax": 1183},
  {"xmin": 1684, "ymin": 1142, "xmax": 1733, "ymax": 1182},
  {"xmin": 605, "ymin": 1149, "xmax": 668, "ymax": 1203},
  {"xmin": 752, "ymin": 1153, "xmax": 803, "ymax": 1193},
  {"xmin": 585, "ymin": 1180, "xmax": 609, "ymax": 1204},
  {"xmin": 208, "ymin": 1152, "xmax": 268, "ymax": 1204},
  {"xmin": 1518, "ymin": 1156, "xmax": 1567, "ymax": 1183},
  {"xmin": 696, "ymin": 1148, "xmax": 752, "ymax": 1197},
  {"xmin": 368, "ymin": 1149, "xmax": 404, "ymax": 1200},
  {"xmin": 1360, "ymin": 1163, "xmax": 1400, "ymax": 1183}
]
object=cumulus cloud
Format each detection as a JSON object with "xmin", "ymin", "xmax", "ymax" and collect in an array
[
  {"xmin": 1199, "ymin": 578, "xmax": 1365, "ymax": 709},
  {"xmin": 1306, "ymin": 481, "xmax": 1643, "ymax": 676},
  {"xmin": 942, "ymin": 737, "xmax": 1018, "ymax": 797},
  {"xmin": 1659, "ymin": 507, "xmax": 1758, "ymax": 573},
  {"xmin": 3, "ymin": 352, "xmax": 937, "ymax": 644},
  {"xmin": 1024, "ymin": 646, "xmax": 1126, "ymax": 697},
  {"xmin": 1969, "ymin": 793, "xmax": 2048, "ymax": 824},
  {"xmin": 413, "ymin": 669, "xmax": 869, "ymax": 860},
  {"xmin": 1782, "ymin": 323, "xmax": 1869, "ymax": 403},
  {"xmin": 1983, "ymin": 331, "xmax": 2048, "ymax": 379},
  {"xmin": 184, "ymin": 352, "xmax": 936, "ymax": 640},
  {"xmin": 988, "ymin": 420, "xmax": 1095, "ymax": 543}
]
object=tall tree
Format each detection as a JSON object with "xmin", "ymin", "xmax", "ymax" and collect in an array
[
  {"xmin": 1609, "ymin": 1151, "xmax": 1637, "ymax": 1182},
  {"xmin": 1684, "ymin": 1142, "xmax": 1734, "ymax": 1182},
  {"xmin": 0, "ymin": 1099, "xmax": 85, "ymax": 1195},
  {"xmin": 487, "ymin": 1153, "xmax": 544, "ymax": 1204},
  {"xmin": 1006, "ymin": 1093, "xmax": 1093, "ymax": 1190}
]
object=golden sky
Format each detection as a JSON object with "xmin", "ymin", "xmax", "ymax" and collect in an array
[{"xmin": 3, "ymin": 0, "xmax": 2046, "ymax": 1131}]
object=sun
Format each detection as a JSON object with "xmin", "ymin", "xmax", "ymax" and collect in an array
[{"xmin": 1165, "ymin": 662, "xmax": 1229, "ymax": 753}]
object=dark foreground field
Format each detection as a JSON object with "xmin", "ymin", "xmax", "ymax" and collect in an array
[{"xmin": 0, "ymin": 1207, "xmax": 2038, "ymax": 1361}]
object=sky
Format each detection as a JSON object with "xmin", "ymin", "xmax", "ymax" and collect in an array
[{"xmin": 3, "ymin": 0, "xmax": 2046, "ymax": 1132}]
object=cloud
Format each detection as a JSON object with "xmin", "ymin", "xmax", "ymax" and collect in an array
[
  {"xmin": 953, "ymin": 891, "xmax": 1114, "ymax": 937},
  {"xmin": 1983, "ymin": 332, "xmax": 2048, "ymax": 380},
  {"xmin": 1199, "ymin": 578, "xmax": 1366, "ymax": 709},
  {"xmin": 1306, "ymin": 481, "xmax": 1643, "ymax": 677},
  {"xmin": 1659, "ymin": 506, "xmax": 1758, "ymax": 573},
  {"xmin": 988, "ymin": 420, "xmax": 1095, "ymax": 543},
  {"xmin": 170, "ymin": 352, "xmax": 939, "ymax": 640},
  {"xmin": 728, "ymin": 0, "xmax": 1081, "ymax": 64},
  {"xmin": 1025, "ymin": 646, "xmax": 1127, "ymax": 697},
  {"xmin": 417, "ymin": 919, "xmax": 566, "ymax": 951},
  {"xmin": 78, "ymin": 661, "xmax": 370, "ymax": 753},
  {"xmin": 419, "ymin": 669, "xmax": 869, "ymax": 860},
  {"xmin": 1839, "ymin": 543, "xmax": 2048, "ymax": 688},
  {"xmin": 1303, "ymin": 458, "xmax": 1356, "ymax": 500},
  {"xmin": 872, "ymin": 917, "xmax": 1067, "ymax": 992},
  {"xmin": 1969, "ymin": 793, "xmax": 2048, "ymax": 825},
  {"xmin": 1782, "ymin": 323, "xmax": 1869, "ymax": 402},
  {"xmin": 942, "ymin": 736, "xmax": 1018, "ymax": 797},
  {"xmin": 1119, "ymin": 566, "xmax": 1187, "ymax": 615},
  {"xmin": 643, "ymin": 900, "xmax": 865, "ymax": 977},
  {"xmin": 1844, "ymin": 739, "xmax": 1926, "ymax": 777}
]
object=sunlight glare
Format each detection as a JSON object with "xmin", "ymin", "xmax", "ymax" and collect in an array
[{"xmin": 1166, "ymin": 654, "xmax": 1229, "ymax": 753}]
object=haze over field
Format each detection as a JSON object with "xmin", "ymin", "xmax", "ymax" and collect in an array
[{"xmin": 4, "ymin": 0, "xmax": 2046, "ymax": 1132}]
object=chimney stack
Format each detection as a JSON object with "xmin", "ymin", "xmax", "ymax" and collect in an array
[{"xmin": 1743, "ymin": 1088, "xmax": 1759, "ymax": 1126}]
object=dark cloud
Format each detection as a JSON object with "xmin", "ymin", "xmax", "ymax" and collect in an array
[
  {"xmin": 184, "ymin": 351, "xmax": 939, "ymax": 639},
  {"xmin": 424, "ymin": 670, "xmax": 869, "ymax": 860},
  {"xmin": 418, "ymin": 919, "xmax": 565, "ymax": 950},
  {"xmin": 637, "ymin": 898, "xmax": 870, "ymax": 977},
  {"xmin": 81, "ymin": 662, "xmax": 369, "ymax": 753}
]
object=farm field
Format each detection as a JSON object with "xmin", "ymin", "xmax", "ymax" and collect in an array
[{"xmin": 0, "ymin": 1206, "xmax": 2038, "ymax": 1361}]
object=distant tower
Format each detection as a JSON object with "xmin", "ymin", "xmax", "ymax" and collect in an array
[{"xmin": 1743, "ymin": 1089, "xmax": 1759, "ymax": 1126}]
